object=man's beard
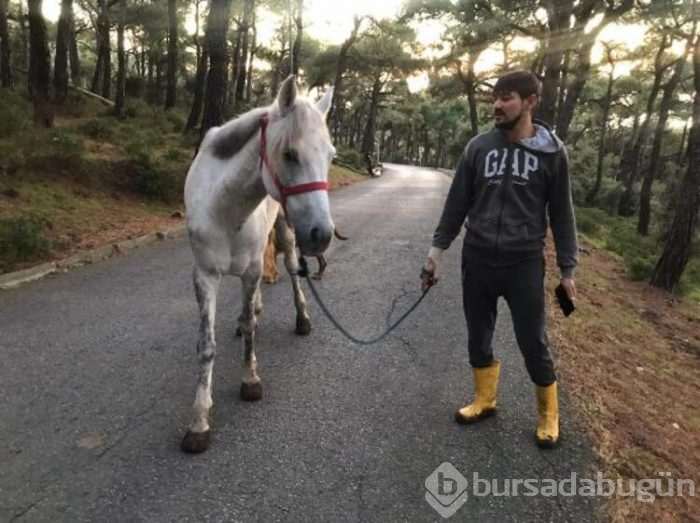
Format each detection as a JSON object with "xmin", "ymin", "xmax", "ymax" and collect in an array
[{"xmin": 495, "ymin": 112, "xmax": 522, "ymax": 130}]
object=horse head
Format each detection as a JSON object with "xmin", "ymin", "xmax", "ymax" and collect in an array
[{"xmin": 261, "ymin": 75, "xmax": 335, "ymax": 256}]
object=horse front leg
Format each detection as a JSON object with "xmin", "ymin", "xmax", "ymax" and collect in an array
[
  {"xmin": 283, "ymin": 251, "xmax": 311, "ymax": 335},
  {"xmin": 181, "ymin": 268, "xmax": 221, "ymax": 454},
  {"xmin": 275, "ymin": 215, "xmax": 311, "ymax": 335},
  {"xmin": 239, "ymin": 270, "xmax": 264, "ymax": 401}
]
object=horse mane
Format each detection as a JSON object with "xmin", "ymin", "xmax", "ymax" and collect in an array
[
  {"xmin": 208, "ymin": 97, "xmax": 328, "ymax": 161},
  {"xmin": 209, "ymin": 107, "xmax": 269, "ymax": 159}
]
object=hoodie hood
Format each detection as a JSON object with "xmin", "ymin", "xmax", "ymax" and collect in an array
[{"xmin": 518, "ymin": 119, "xmax": 563, "ymax": 154}]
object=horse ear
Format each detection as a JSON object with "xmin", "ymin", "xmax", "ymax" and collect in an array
[
  {"xmin": 277, "ymin": 75, "xmax": 297, "ymax": 116},
  {"xmin": 316, "ymin": 87, "xmax": 333, "ymax": 116}
]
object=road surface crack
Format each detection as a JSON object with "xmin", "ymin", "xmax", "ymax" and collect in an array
[
  {"xmin": 385, "ymin": 285, "xmax": 412, "ymax": 326},
  {"xmin": 10, "ymin": 496, "xmax": 47, "ymax": 522}
]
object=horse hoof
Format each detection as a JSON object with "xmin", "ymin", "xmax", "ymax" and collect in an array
[
  {"xmin": 181, "ymin": 430, "xmax": 210, "ymax": 453},
  {"xmin": 240, "ymin": 381, "xmax": 263, "ymax": 401},
  {"xmin": 296, "ymin": 316, "xmax": 311, "ymax": 335}
]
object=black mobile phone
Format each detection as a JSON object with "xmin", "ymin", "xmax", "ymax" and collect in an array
[{"xmin": 555, "ymin": 284, "xmax": 575, "ymax": 317}]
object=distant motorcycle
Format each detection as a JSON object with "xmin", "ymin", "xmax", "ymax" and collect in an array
[{"xmin": 365, "ymin": 153, "xmax": 383, "ymax": 177}]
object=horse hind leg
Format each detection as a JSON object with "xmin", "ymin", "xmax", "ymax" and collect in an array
[
  {"xmin": 239, "ymin": 270, "xmax": 264, "ymax": 401},
  {"xmin": 311, "ymin": 254, "xmax": 327, "ymax": 280},
  {"xmin": 262, "ymin": 230, "xmax": 279, "ymax": 284},
  {"xmin": 275, "ymin": 219, "xmax": 311, "ymax": 335},
  {"xmin": 181, "ymin": 267, "xmax": 222, "ymax": 454}
]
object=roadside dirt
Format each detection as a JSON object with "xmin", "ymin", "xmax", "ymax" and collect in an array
[{"xmin": 546, "ymin": 238, "xmax": 700, "ymax": 522}]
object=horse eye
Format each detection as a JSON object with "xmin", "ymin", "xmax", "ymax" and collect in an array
[{"xmin": 284, "ymin": 150, "xmax": 298, "ymax": 163}]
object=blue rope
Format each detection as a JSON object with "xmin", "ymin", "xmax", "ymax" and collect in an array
[{"xmin": 297, "ymin": 256, "xmax": 430, "ymax": 345}]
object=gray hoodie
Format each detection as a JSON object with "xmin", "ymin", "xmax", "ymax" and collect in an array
[{"xmin": 432, "ymin": 121, "xmax": 578, "ymax": 277}]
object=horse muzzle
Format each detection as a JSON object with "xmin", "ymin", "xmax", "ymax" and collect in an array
[{"xmin": 296, "ymin": 223, "xmax": 332, "ymax": 256}]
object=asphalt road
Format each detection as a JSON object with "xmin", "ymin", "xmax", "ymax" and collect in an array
[{"xmin": 0, "ymin": 164, "xmax": 601, "ymax": 521}]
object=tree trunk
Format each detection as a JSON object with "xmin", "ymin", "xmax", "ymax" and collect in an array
[
  {"xmin": 650, "ymin": 37, "xmax": 700, "ymax": 291},
  {"xmin": 164, "ymin": 0, "xmax": 178, "ymax": 109},
  {"xmin": 225, "ymin": 26, "xmax": 241, "ymax": 117},
  {"xmin": 194, "ymin": 0, "xmax": 201, "ymax": 63},
  {"xmin": 200, "ymin": 0, "xmax": 233, "ymax": 140},
  {"xmin": 555, "ymin": 0, "xmax": 634, "ymax": 141},
  {"xmin": 555, "ymin": 37, "xmax": 595, "ymax": 141},
  {"xmin": 406, "ymin": 124, "xmax": 413, "ymax": 162},
  {"xmin": 155, "ymin": 46, "xmax": 164, "ymax": 105},
  {"xmin": 245, "ymin": 25, "xmax": 256, "ymax": 103},
  {"xmin": 113, "ymin": 0, "xmax": 126, "ymax": 118},
  {"xmin": 677, "ymin": 119, "xmax": 689, "ymax": 164},
  {"xmin": 329, "ymin": 16, "xmax": 363, "ymax": 141},
  {"xmin": 19, "ymin": 0, "xmax": 28, "ymax": 81},
  {"xmin": 68, "ymin": 8, "xmax": 81, "ymax": 87},
  {"xmin": 53, "ymin": 0, "xmax": 72, "ymax": 102},
  {"xmin": 422, "ymin": 125, "xmax": 430, "ymax": 166},
  {"xmin": 291, "ymin": 0, "xmax": 302, "ymax": 77},
  {"xmin": 617, "ymin": 36, "xmax": 669, "ymax": 216},
  {"xmin": 185, "ymin": 48, "xmax": 208, "ymax": 131},
  {"xmin": 28, "ymin": 0, "xmax": 53, "ymax": 126},
  {"xmin": 147, "ymin": 49, "xmax": 155, "ymax": 102},
  {"xmin": 459, "ymin": 50, "xmax": 482, "ymax": 138},
  {"xmin": 585, "ymin": 59, "xmax": 614, "ymax": 205},
  {"xmin": 361, "ymin": 76, "xmax": 382, "ymax": 156},
  {"xmin": 0, "ymin": 0, "xmax": 13, "ymax": 88},
  {"xmin": 234, "ymin": 0, "xmax": 254, "ymax": 110},
  {"xmin": 91, "ymin": 0, "xmax": 111, "ymax": 99},
  {"xmin": 638, "ymin": 41, "xmax": 691, "ymax": 235},
  {"xmin": 537, "ymin": 0, "xmax": 572, "ymax": 126}
]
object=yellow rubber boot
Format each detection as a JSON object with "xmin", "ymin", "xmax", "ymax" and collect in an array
[
  {"xmin": 455, "ymin": 361, "xmax": 500, "ymax": 424},
  {"xmin": 535, "ymin": 382, "xmax": 559, "ymax": 448}
]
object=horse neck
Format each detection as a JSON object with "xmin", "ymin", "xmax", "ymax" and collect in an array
[{"xmin": 215, "ymin": 135, "xmax": 269, "ymax": 219}]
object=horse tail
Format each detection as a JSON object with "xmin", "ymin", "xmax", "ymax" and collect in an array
[{"xmin": 333, "ymin": 228, "xmax": 348, "ymax": 241}]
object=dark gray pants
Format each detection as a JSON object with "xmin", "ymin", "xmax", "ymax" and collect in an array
[{"xmin": 461, "ymin": 255, "xmax": 556, "ymax": 386}]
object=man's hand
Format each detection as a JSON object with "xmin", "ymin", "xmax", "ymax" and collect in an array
[
  {"xmin": 421, "ymin": 258, "xmax": 438, "ymax": 292},
  {"xmin": 421, "ymin": 246, "xmax": 444, "ymax": 292},
  {"xmin": 560, "ymin": 277, "xmax": 576, "ymax": 301}
]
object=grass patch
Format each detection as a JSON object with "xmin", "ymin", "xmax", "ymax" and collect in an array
[
  {"xmin": 0, "ymin": 216, "xmax": 50, "ymax": 271},
  {"xmin": 576, "ymin": 206, "xmax": 699, "ymax": 300},
  {"xmin": 329, "ymin": 164, "xmax": 367, "ymax": 190}
]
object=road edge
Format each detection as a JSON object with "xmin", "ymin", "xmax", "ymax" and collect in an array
[{"xmin": 0, "ymin": 225, "xmax": 188, "ymax": 290}]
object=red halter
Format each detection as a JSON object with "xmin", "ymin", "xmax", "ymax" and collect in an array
[{"xmin": 259, "ymin": 114, "xmax": 329, "ymax": 222}]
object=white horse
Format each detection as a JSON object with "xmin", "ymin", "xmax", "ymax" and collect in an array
[{"xmin": 181, "ymin": 76, "xmax": 335, "ymax": 453}]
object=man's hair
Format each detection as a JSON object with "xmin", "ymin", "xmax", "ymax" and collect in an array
[{"xmin": 493, "ymin": 71, "xmax": 541, "ymax": 100}]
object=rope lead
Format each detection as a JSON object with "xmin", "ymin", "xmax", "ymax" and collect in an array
[{"xmin": 297, "ymin": 256, "xmax": 430, "ymax": 346}]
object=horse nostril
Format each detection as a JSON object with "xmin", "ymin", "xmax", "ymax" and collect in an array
[{"xmin": 310, "ymin": 227, "xmax": 321, "ymax": 243}]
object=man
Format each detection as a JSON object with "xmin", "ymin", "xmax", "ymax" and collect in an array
[{"xmin": 421, "ymin": 71, "xmax": 578, "ymax": 448}]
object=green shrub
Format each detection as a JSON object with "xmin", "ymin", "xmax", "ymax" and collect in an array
[
  {"xmin": 165, "ymin": 111, "xmax": 186, "ymax": 132},
  {"xmin": 81, "ymin": 157, "xmax": 113, "ymax": 183},
  {"xmin": 0, "ymin": 217, "xmax": 49, "ymax": 270},
  {"xmin": 627, "ymin": 255, "xmax": 656, "ymax": 281},
  {"xmin": 124, "ymin": 99, "xmax": 153, "ymax": 119},
  {"xmin": 131, "ymin": 161, "xmax": 177, "ymax": 201},
  {"xmin": 0, "ymin": 90, "xmax": 30, "ymax": 138},
  {"xmin": 575, "ymin": 207, "xmax": 606, "ymax": 236},
  {"xmin": 125, "ymin": 77, "xmax": 146, "ymax": 98},
  {"xmin": 79, "ymin": 118, "xmax": 114, "ymax": 140},
  {"xmin": 24, "ymin": 128, "xmax": 85, "ymax": 172},
  {"xmin": 334, "ymin": 146, "xmax": 365, "ymax": 172},
  {"xmin": 164, "ymin": 147, "xmax": 187, "ymax": 162}
]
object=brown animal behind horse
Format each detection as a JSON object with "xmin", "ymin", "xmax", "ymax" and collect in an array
[{"xmin": 263, "ymin": 226, "xmax": 347, "ymax": 283}]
